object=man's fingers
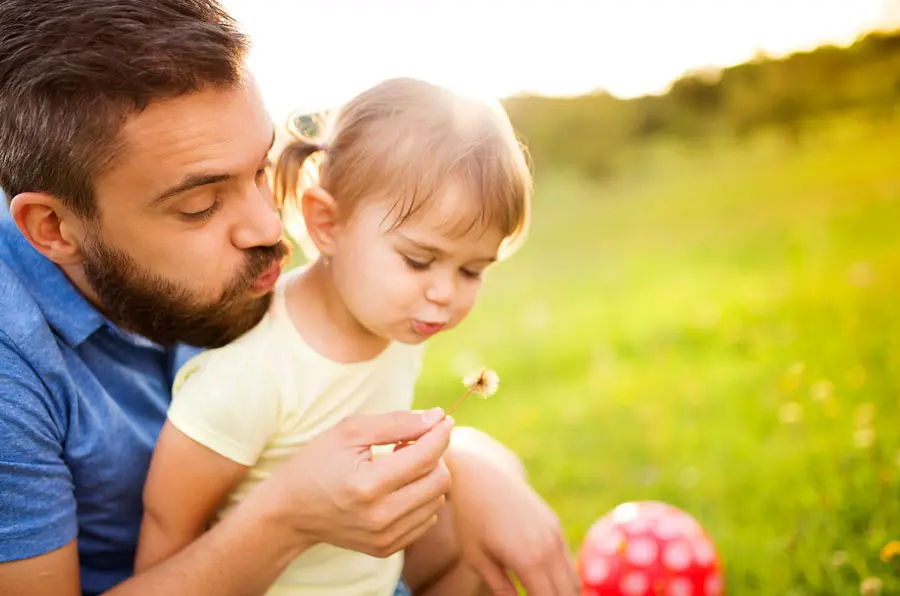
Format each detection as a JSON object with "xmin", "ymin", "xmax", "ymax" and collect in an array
[
  {"xmin": 515, "ymin": 534, "xmax": 576, "ymax": 596},
  {"xmin": 350, "ymin": 498, "xmax": 442, "ymax": 558},
  {"xmin": 378, "ymin": 462, "xmax": 450, "ymax": 526},
  {"xmin": 387, "ymin": 495, "xmax": 445, "ymax": 538},
  {"xmin": 562, "ymin": 541, "xmax": 581, "ymax": 595},
  {"xmin": 471, "ymin": 552, "xmax": 517, "ymax": 596},
  {"xmin": 516, "ymin": 538, "xmax": 577, "ymax": 596},
  {"xmin": 550, "ymin": 544, "xmax": 581, "ymax": 596},
  {"xmin": 381, "ymin": 502, "xmax": 443, "ymax": 554},
  {"xmin": 341, "ymin": 408, "xmax": 447, "ymax": 447},
  {"xmin": 518, "ymin": 568, "xmax": 557, "ymax": 596},
  {"xmin": 364, "ymin": 417, "xmax": 454, "ymax": 493}
]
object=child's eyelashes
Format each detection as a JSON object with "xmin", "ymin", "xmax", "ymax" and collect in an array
[
  {"xmin": 402, "ymin": 254, "xmax": 432, "ymax": 271},
  {"xmin": 401, "ymin": 253, "xmax": 483, "ymax": 280}
]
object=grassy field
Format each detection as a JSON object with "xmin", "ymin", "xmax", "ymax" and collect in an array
[{"xmin": 410, "ymin": 115, "xmax": 900, "ymax": 594}]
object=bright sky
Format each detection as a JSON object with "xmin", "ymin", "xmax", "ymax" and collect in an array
[{"xmin": 222, "ymin": 0, "xmax": 888, "ymax": 125}]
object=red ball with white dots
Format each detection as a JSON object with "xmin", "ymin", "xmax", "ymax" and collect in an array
[{"xmin": 578, "ymin": 501, "xmax": 724, "ymax": 596}]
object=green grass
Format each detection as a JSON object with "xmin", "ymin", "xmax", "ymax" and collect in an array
[{"xmin": 410, "ymin": 116, "xmax": 900, "ymax": 594}]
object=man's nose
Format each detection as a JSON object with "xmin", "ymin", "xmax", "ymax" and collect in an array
[{"xmin": 232, "ymin": 186, "xmax": 283, "ymax": 249}]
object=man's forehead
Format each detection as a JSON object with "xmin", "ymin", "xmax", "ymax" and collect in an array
[{"xmin": 102, "ymin": 83, "xmax": 273, "ymax": 197}]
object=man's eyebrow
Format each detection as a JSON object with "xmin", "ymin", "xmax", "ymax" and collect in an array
[
  {"xmin": 151, "ymin": 129, "xmax": 277, "ymax": 207},
  {"xmin": 151, "ymin": 173, "xmax": 231, "ymax": 206}
]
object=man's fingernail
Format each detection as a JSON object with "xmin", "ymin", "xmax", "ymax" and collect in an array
[{"xmin": 422, "ymin": 407, "xmax": 444, "ymax": 425}]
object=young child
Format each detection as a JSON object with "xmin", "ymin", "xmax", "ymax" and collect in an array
[{"xmin": 135, "ymin": 77, "xmax": 532, "ymax": 595}]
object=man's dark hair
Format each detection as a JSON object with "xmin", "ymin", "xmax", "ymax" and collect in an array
[{"xmin": 0, "ymin": 0, "xmax": 249, "ymax": 217}]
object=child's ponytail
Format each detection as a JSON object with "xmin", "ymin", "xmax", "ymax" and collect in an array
[
  {"xmin": 273, "ymin": 138, "xmax": 325, "ymax": 209},
  {"xmin": 273, "ymin": 138, "xmax": 326, "ymax": 261}
]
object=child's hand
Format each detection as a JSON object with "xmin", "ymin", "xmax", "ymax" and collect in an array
[{"xmin": 258, "ymin": 408, "xmax": 454, "ymax": 558}]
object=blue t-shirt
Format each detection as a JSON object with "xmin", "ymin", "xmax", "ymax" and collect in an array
[{"xmin": 0, "ymin": 204, "xmax": 202, "ymax": 593}]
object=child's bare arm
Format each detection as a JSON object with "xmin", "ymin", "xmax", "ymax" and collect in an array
[{"xmin": 135, "ymin": 420, "xmax": 250, "ymax": 572}]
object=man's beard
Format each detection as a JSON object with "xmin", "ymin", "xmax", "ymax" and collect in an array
[{"xmin": 82, "ymin": 234, "xmax": 290, "ymax": 348}]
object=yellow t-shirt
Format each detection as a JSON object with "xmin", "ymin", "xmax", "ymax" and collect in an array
[{"xmin": 167, "ymin": 269, "xmax": 425, "ymax": 596}]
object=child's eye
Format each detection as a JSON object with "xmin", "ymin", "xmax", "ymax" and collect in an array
[
  {"xmin": 460, "ymin": 268, "xmax": 482, "ymax": 280},
  {"xmin": 402, "ymin": 255, "xmax": 432, "ymax": 271}
]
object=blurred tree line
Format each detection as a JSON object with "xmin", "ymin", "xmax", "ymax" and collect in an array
[{"xmin": 499, "ymin": 29, "xmax": 900, "ymax": 180}]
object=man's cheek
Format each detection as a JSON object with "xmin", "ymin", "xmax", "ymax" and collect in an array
[{"xmin": 174, "ymin": 263, "xmax": 224, "ymax": 298}]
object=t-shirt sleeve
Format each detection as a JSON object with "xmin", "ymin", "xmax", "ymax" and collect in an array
[
  {"xmin": 166, "ymin": 344, "xmax": 279, "ymax": 467},
  {"xmin": 0, "ymin": 340, "xmax": 77, "ymax": 562}
]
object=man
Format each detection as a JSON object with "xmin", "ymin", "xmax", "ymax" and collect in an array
[{"xmin": 0, "ymin": 1, "xmax": 578, "ymax": 595}]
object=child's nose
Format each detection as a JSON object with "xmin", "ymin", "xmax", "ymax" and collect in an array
[{"xmin": 424, "ymin": 273, "xmax": 455, "ymax": 306}]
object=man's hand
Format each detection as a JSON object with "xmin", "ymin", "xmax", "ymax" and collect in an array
[
  {"xmin": 258, "ymin": 408, "xmax": 454, "ymax": 558},
  {"xmin": 446, "ymin": 428, "xmax": 580, "ymax": 596},
  {"xmin": 0, "ymin": 409, "xmax": 453, "ymax": 596}
]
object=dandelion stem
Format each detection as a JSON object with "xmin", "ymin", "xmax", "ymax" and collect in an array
[{"xmin": 447, "ymin": 390, "xmax": 472, "ymax": 416}]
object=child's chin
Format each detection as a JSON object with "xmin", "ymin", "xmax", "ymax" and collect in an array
[{"xmin": 391, "ymin": 328, "xmax": 431, "ymax": 345}]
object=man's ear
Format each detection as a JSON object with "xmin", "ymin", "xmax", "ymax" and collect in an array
[
  {"xmin": 301, "ymin": 187, "xmax": 340, "ymax": 257},
  {"xmin": 8, "ymin": 193, "xmax": 86, "ymax": 266}
]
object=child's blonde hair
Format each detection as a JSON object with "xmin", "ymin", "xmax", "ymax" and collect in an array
[{"xmin": 273, "ymin": 77, "xmax": 532, "ymax": 260}]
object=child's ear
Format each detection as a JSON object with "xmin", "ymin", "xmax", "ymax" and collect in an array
[{"xmin": 301, "ymin": 187, "xmax": 339, "ymax": 257}]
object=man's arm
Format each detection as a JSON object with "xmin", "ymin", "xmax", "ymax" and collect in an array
[
  {"xmin": 0, "ymin": 542, "xmax": 80, "ymax": 596},
  {"xmin": 0, "ymin": 340, "xmax": 80, "ymax": 594},
  {"xmin": 0, "ymin": 486, "xmax": 307, "ymax": 596},
  {"xmin": 0, "ymin": 333, "xmax": 301, "ymax": 595},
  {"xmin": 121, "ymin": 411, "xmax": 454, "ymax": 595},
  {"xmin": 0, "ymin": 407, "xmax": 454, "ymax": 595},
  {"xmin": 114, "ymin": 483, "xmax": 308, "ymax": 595},
  {"xmin": 0, "ymin": 500, "xmax": 301, "ymax": 596}
]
